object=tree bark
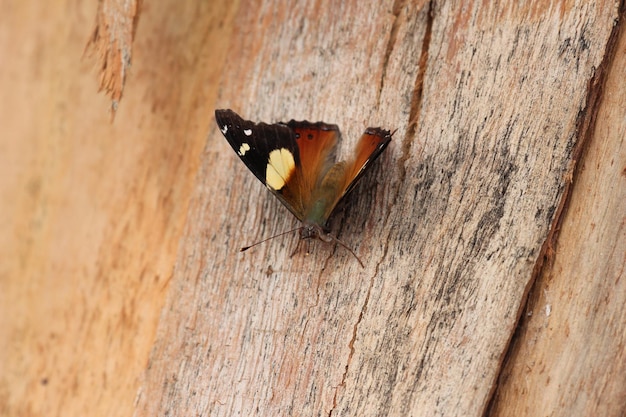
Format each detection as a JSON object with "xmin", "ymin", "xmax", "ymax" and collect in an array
[
  {"xmin": 0, "ymin": 1, "xmax": 235, "ymax": 416},
  {"xmin": 0, "ymin": 1, "xmax": 623, "ymax": 417}
]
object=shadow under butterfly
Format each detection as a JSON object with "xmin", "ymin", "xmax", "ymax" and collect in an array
[{"xmin": 215, "ymin": 109, "xmax": 393, "ymax": 268}]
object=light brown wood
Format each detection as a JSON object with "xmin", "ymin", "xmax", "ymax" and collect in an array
[
  {"xmin": 490, "ymin": 12, "xmax": 626, "ymax": 416},
  {"xmin": 85, "ymin": 0, "xmax": 142, "ymax": 115},
  {"xmin": 1, "ymin": 1, "xmax": 623, "ymax": 417},
  {"xmin": 0, "ymin": 1, "xmax": 237, "ymax": 416}
]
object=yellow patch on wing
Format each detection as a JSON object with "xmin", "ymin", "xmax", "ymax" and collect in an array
[
  {"xmin": 238, "ymin": 143, "xmax": 251, "ymax": 156},
  {"xmin": 266, "ymin": 148, "xmax": 295, "ymax": 190}
]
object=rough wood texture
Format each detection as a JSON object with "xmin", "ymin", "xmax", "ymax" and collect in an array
[
  {"xmin": 0, "ymin": 1, "xmax": 237, "ymax": 416},
  {"xmin": 490, "ymin": 12, "xmax": 626, "ymax": 416},
  {"xmin": 1, "ymin": 1, "xmax": 623, "ymax": 417},
  {"xmin": 85, "ymin": 0, "xmax": 142, "ymax": 115},
  {"xmin": 133, "ymin": 1, "xmax": 623, "ymax": 416}
]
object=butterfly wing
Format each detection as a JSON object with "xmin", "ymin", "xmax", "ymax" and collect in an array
[
  {"xmin": 284, "ymin": 119, "xmax": 341, "ymax": 205},
  {"xmin": 215, "ymin": 109, "xmax": 341, "ymax": 221},
  {"xmin": 319, "ymin": 127, "xmax": 392, "ymax": 221}
]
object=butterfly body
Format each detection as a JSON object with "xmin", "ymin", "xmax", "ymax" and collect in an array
[{"xmin": 215, "ymin": 109, "xmax": 391, "ymax": 264}]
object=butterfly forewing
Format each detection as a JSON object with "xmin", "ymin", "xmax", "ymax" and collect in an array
[
  {"xmin": 217, "ymin": 109, "xmax": 344, "ymax": 222},
  {"xmin": 215, "ymin": 109, "xmax": 299, "ymax": 185}
]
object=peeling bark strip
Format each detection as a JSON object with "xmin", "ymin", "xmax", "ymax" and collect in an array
[{"xmin": 85, "ymin": 0, "xmax": 142, "ymax": 116}]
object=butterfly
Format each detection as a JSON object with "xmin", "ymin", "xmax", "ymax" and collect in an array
[{"xmin": 215, "ymin": 109, "xmax": 392, "ymax": 267}]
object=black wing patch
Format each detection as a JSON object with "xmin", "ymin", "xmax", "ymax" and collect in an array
[{"xmin": 215, "ymin": 109, "xmax": 301, "ymax": 188}]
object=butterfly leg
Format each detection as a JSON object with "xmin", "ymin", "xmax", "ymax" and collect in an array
[{"xmin": 290, "ymin": 237, "xmax": 303, "ymax": 259}]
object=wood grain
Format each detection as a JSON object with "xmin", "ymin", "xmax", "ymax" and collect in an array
[
  {"xmin": 490, "ymin": 9, "xmax": 626, "ymax": 415},
  {"xmin": 1, "ymin": 0, "xmax": 623, "ymax": 417},
  {"xmin": 85, "ymin": 0, "xmax": 142, "ymax": 115},
  {"xmin": 133, "ymin": 1, "xmax": 622, "ymax": 416},
  {"xmin": 0, "ymin": 1, "xmax": 237, "ymax": 416}
]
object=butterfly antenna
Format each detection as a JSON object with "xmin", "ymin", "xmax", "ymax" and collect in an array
[
  {"xmin": 240, "ymin": 227, "xmax": 302, "ymax": 252},
  {"xmin": 331, "ymin": 235, "xmax": 365, "ymax": 268}
]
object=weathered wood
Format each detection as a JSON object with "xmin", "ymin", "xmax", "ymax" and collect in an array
[
  {"xmin": 85, "ymin": 0, "xmax": 142, "ymax": 115},
  {"xmin": 134, "ymin": 1, "xmax": 621, "ymax": 416},
  {"xmin": 490, "ymin": 10, "xmax": 626, "ymax": 416},
  {"xmin": 0, "ymin": 1, "xmax": 237, "ymax": 416},
  {"xmin": 1, "ymin": 0, "xmax": 623, "ymax": 417}
]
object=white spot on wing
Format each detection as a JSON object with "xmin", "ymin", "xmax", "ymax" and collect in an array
[
  {"xmin": 220, "ymin": 125, "xmax": 228, "ymax": 134},
  {"xmin": 266, "ymin": 148, "xmax": 295, "ymax": 190},
  {"xmin": 238, "ymin": 143, "xmax": 251, "ymax": 156},
  {"xmin": 244, "ymin": 129, "xmax": 252, "ymax": 136}
]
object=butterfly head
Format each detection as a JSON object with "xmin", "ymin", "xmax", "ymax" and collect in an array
[
  {"xmin": 299, "ymin": 222, "xmax": 331, "ymax": 242},
  {"xmin": 297, "ymin": 221, "xmax": 364, "ymax": 267},
  {"xmin": 239, "ymin": 222, "xmax": 363, "ymax": 267}
]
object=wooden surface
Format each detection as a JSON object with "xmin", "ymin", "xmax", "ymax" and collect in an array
[
  {"xmin": 490, "ymin": 12, "xmax": 626, "ymax": 415},
  {"xmin": 85, "ymin": 0, "xmax": 141, "ymax": 113},
  {"xmin": 0, "ymin": 1, "xmax": 624, "ymax": 416},
  {"xmin": 0, "ymin": 1, "xmax": 237, "ymax": 416}
]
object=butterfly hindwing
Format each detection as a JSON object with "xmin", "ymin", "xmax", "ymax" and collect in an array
[
  {"xmin": 342, "ymin": 127, "xmax": 392, "ymax": 196},
  {"xmin": 285, "ymin": 120, "xmax": 341, "ymax": 216},
  {"xmin": 286, "ymin": 121, "xmax": 340, "ymax": 184},
  {"xmin": 321, "ymin": 127, "xmax": 392, "ymax": 220}
]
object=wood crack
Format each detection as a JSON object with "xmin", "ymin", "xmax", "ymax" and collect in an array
[
  {"xmin": 377, "ymin": 0, "xmax": 405, "ymax": 104},
  {"xmin": 399, "ymin": 0, "xmax": 433, "ymax": 186},
  {"xmin": 327, "ymin": 264, "xmax": 377, "ymax": 417},
  {"xmin": 484, "ymin": 2, "xmax": 626, "ymax": 414}
]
